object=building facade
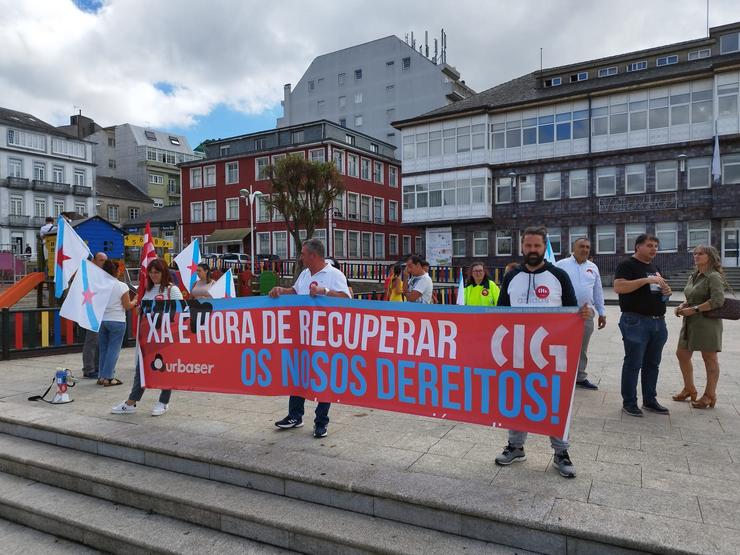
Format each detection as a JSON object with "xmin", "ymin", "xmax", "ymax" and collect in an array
[
  {"xmin": 394, "ymin": 22, "xmax": 740, "ymax": 274},
  {"xmin": 95, "ymin": 176, "xmax": 153, "ymax": 227},
  {"xmin": 180, "ymin": 120, "xmax": 420, "ymax": 261},
  {"xmin": 0, "ymin": 107, "xmax": 95, "ymax": 255},
  {"xmin": 277, "ymin": 34, "xmax": 474, "ymax": 150},
  {"xmin": 124, "ymin": 204, "xmax": 182, "ymax": 254}
]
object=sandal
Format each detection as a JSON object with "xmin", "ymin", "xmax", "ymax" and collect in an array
[
  {"xmin": 96, "ymin": 378, "xmax": 106, "ymax": 385},
  {"xmin": 102, "ymin": 378, "xmax": 124, "ymax": 387}
]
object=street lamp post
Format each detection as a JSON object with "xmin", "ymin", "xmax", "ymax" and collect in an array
[{"xmin": 240, "ymin": 186, "xmax": 262, "ymax": 275}]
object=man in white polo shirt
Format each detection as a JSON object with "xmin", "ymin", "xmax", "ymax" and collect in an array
[
  {"xmin": 269, "ymin": 238, "xmax": 351, "ymax": 438},
  {"xmin": 556, "ymin": 237, "xmax": 606, "ymax": 390}
]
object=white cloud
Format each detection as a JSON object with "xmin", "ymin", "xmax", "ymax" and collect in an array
[{"xmin": 1, "ymin": 0, "xmax": 739, "ymax": 129}]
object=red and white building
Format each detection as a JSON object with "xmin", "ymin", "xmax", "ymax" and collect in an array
[{"xmin": 180, "ymin": 120, "xmax": 419, "ymax": 261}]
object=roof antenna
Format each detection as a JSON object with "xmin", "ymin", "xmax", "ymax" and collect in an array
[{"xmin": 706, "ymin": 0, "xmax": 710, "ymax": 37}]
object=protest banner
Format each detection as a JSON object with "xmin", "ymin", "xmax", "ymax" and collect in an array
[{"xmin": 137, "ymin": 297, "xmax": 584, "ymax": 438}]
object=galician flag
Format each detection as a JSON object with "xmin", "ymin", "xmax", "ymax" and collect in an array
[
  {"xmin": 545, "ymin": 236, "xmax": 556, "ymax": 264},
  {"xmin": 60, "ymin": 259, "xmax": 116, "ymax": 332},
  {"xmin": 174, "ymin": 238, "xmax": 200, "ymax": 293},
  {"xmin": 138, "ymin": 221, "xmax": 157, "ymax": 296},
  {"xmin": 209, "ymin": 269, "xmax": 235, "ymax": 299},
  {"xmin": 456, "ymin": 268, "xmax": 465, "ymax": 305},
  {"xmin": 54, "ymin": 215, "xmax": 91, "ymax": 298}
]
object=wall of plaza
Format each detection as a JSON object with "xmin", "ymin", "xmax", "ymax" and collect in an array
[{"xmin": 399, "ymin": 73, "xmax": 740, "ymax": 272}]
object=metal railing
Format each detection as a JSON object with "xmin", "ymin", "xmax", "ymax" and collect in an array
[{"xmin": 6, "ymin": 177, "xmax": 31, "ymax": 190}]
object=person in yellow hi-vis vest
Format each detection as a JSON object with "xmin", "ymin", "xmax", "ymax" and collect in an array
[{"xmin": 463, "ymin": 262, "xmax": 500, "ymax": 306}]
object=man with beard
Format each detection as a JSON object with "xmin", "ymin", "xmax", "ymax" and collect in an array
[{"xmin": 495, "ymin": 227, "xmax": 592, "ymax": 478}]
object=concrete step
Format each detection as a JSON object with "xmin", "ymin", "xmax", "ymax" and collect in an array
[
  {"xmin": 0, "ymin": 516, "xmax": 100, "ymax": 554},
  {"xmin": 0, "ymin": 433, "xmax": 521, "ymax": 555},
  {"xmin": 0, "ymin": 470, "xmax": 291, "ymax": 555}
]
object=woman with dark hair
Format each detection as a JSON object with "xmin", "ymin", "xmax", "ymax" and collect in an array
[
  {"xmin": 97, "ymin": 259, "xmax": 137, "ymax": 386},
  {"xmin": 191, "ymin": 263, "xmax": 215, "ymax": 298},
  {"xmin": 673, "ymin": 245, "xmax": 725, "ymax": 409},
  {"xmin": 463, "ymin": 262, "xmax": 500, "ymax": 306},
  {"xmin": 386, "ymin": 264, "xmax": 404, "ymax": 302},
  {"xmin": 111, "ymin": 258, "xmax": 183, "ymax": 416}
]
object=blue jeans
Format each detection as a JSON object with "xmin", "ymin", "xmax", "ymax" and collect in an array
[
  {"xmin": 128, "ymin": 361, "xmax": 171, "ymax": 405},
  {"xmin": 288, "ymin": 396, "xmax": 330, "ymax": 426},
  {"xmin": 619, "ymin": 312, "xmax": 668, "ymax": 407},
  {"xmin": 98, "ymin": 321, "xmax": 127, "ymax": 380}
]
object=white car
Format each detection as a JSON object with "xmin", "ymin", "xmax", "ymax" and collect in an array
[{"xmin": 220, "ymin": 253, "xmax": 251, "ymax": 264}]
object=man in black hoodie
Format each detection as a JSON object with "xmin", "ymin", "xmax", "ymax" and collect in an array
[{"xmin": 496, "ymin": 227, "xmax": 592, "ymax": 478}]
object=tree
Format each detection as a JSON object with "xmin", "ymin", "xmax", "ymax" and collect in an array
[{"xmin": 265, "ymin": 155, "xmax": 344, "ymax": 273}]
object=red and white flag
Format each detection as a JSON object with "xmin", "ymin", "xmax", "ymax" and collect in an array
[{"xmin": 138, "ymin": 222, "xmax": 157, "ymax": 296}]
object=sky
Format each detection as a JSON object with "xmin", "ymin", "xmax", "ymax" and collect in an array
[{"xmin": 2, "ymin": 0, "xmax": 740, "ymax": 149}]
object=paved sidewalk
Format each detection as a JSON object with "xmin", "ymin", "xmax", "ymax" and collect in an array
[{"xmin": 0, "ymin": 304, "xmax": 739, "ymax": 552}]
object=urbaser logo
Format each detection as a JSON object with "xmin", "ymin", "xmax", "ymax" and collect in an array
[{"xmin": 535, "ymin": 285, "xmax": 550, "ymax": 299}]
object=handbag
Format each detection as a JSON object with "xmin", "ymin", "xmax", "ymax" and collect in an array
[{"xmin": 704, "ymin": 278, "xmax": 740, "ymax": 320}]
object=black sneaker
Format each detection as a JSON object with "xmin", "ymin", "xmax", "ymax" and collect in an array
[
  {"xmin": 622, "ymin": 405, "xmax": 644, "ymax": 417},
  {"xmin": 643, "ymin": 400, "xmax": 670, "ymax": 415},
  {"xmin": 576, "ymin": 379, "xmax": 599, "ymax": 390},
  {"xmin": 313, "ymin": 425, "xmax": 328, "ymax": 438},
  {"xmin": 275, "ymin": 416, "xmax": 303, "ymax": 429},
  {"xmin": 553, "ymin": 451, "xmax": 576, "ymax": 478}
]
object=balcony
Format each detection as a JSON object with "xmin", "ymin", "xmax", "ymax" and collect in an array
[
  {"xmin": 6, "ymin": 177, "xmax": 31, "ymax": 190},
  {"xmin": 73, "ymin": 185, "xmax": 93, "ymax": 196},
  {"xmin": 53, "ymin": 182, "xmax": 72, "ymax": 194},
  {"xmin": 3, "ymin": 215, "xmax": 32, "ymax": 227},
  {"xmin": 33, "ymin": 179, "xmax": 56, "ymax": 192},
  {"xmin": 31, "ymin": 216, "xmax": 47, "ymax": 227},
  {"xmin": 167, "ymin": 187, "xmax": 181, "ymax": 196}
]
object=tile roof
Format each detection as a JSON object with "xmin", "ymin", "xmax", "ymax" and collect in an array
[
  {"xmin": 125, "ymin": 204, "xmax": 181, "ymax": 226},
  {"xmin": 0, "ymin": 106, "xmax": 80, "ymax": 138},
  {"xmin": 95, "ymin": 176, "xmax": 153, "ymax": 203}
]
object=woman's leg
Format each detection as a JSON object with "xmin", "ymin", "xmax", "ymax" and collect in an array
[
  {"xmin": 675, "ymin": 347, "xmax": 696, "ymax": 393},
  {"xmin": 700, "ymin": 351, "xmax": 720, "ymax": 399}
]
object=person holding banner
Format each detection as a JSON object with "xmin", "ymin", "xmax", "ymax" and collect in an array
[
  {"xmin": 111, "ymin": 259, "xmax": 183, "ymax": 417},
  {"xmin": 404, "ymin": 255, "xmax": 433, "ymax": 304},
  {"xmin": 96, "ymin": 260, "xmax": 137, "ymax": 387},
  {"xmin": 495, "ymin": 227, "xmax": 592, "ymax": 478},
  {"xmin": 463, "ymin": 262, "xmax": 500, "ymax": 306},
  {"xmin": 269, "ymin": 239, "xmax": 351, "ymax": 438},
  {"xmin": 191, "ymin": 263, "xmax": 215, "ymax": 298}
]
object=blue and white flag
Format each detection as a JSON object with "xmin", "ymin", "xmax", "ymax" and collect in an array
[
  {"xmin": 545, "ymin": 236, "xmax": 556, "ymax": 264},
  {"xmin": 59, "ymin": 259, "xmax": 116, "ymax": 332},
  {"xmin": 209, "ymin": 269, "xmax": 235, "ymax": 299},
  {"xmin": 174, "ymin": 238, "xmax": 201, "ymax": 293},
  {"xmin": 456, "ymin": 268, "xmax": 465, "ymax": 305},
  {"xmin": 712, "ymin": 125, "xmax": 722, "ymax": 183},
  {"xmin": 54, "ymin": 215, "xmax": 91, "ymax": 298}
]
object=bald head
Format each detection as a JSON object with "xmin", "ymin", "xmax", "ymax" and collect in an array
[{"xmin": 93, "ymin": 252, "xmax": 108, "ymax": 267}]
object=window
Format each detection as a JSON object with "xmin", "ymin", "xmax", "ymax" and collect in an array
[
  {"xmin": 718, "ymin": 82, "xmax": 739, "ymax": 117},
  {"xmin": 656, "ymin": 55, "xmax": 679, "ymax": 66},
  {"xmin": 389, "ymin": 200, "xmax": 398, "ymax": 221},
  {"xmin": 108, "ymin": 136, "xmax": 116, "ymax": 147},
  {"xmin": 274, "ymin": 231, "xmax": 288, "ymax": 259},
  {"xmin": 670, "ymin": 92, "xmax": 690, "ymax": 125},
  {"xmin": 360, "ymin": 195, "xmax": 371, "ymax": 222},
  {"xmin": 107, "ymin": 205, "xmax": 119, "ymax": 221},
  {"xmin": 149, "ymin": 174, "xmax": 164, "ymax": 185},
  {"xmin": 569, "ymin": 72, "xmax": 588, "ymax": 83},
  {"xmin": 8, "ymin": 158, "xmax": 22, "ymax": 177},
  {"xmin": 625, "ymin": 224, "xmax": 646, "ymax": 252},
  {"xmin": 33, "ymin": 162, "xmax": 45, "ymax": 181},
  {"xmin": 495, "ymin": 230, "xmax": 512, "ymax": 255},
  {"xmin": 386, "ymin": 60, "xmax": 395, "ymax": 68},
  {"xmin": 256, "ymin": 232, "xmax": 270, "ymax": 255},
  {"xmin": 386, "ymin": 84, "xmax": 395, "ymax": 97},
  {"xmin": 543, "ymin": 173, "xmax": 560, "ymax": 200},
  {"xmin": 345, "ymin": 134, "xmax": 355, "ymax": 145},
  {"xmin": 354, "ymin": 69, "xmax": 362, "ymax": 80},
  {"xmin": 339, "ymin": 119, "xmax": 347, "ymax": 128},
  {"xmin": 333, "ymin": 150, "xmax": 344, "ymax": 173},
  {"xmin": 625, "ymin": 164, "xmax": 646, "ymax": 194},
  {"xmin": 556, "ymin": 112, "xmax": 572, "ymax": 140},
  {"xmin": 128, "ymin": 207, "xmax": 140, "ymax": 220},
  {"xmin": 7, "ymin": 128, "xmax": 45, "ymax": 151},
  {"xmin": 373, "ymin": 161, "xmax": 383, "ymax": 184},
  {"xmin": 190, "ymin": 202, "xmax": 203, "ymax": 223},
  {"xmin": 472, "ymin": 124, "xmax": 486, "ymax": 149},
  {"xmin": 52, "ymin": 200, "xmax": 65, "ymax": 217},
  {"xmin": 361, "ymin": 232, "xmax": 372, "ymax": 258},
  {"xmin": 518, "ymin": 175, "xmax": 535, "ymax": 202},
  {"xmin": 655, "ymin": 161, "xmax": 677, "ymax": 191},
  {"xmin": 291, "ymin": 131, "xmax": 304, "ymax": 144},
  {"xmin": 692, "ymin": 88, "xmax": 713, "ymax": 123},
  {"xmin": 34, "ymin": 198, "xmax": 46, "ymax": 217},
  {"xmin": 338, "ymin": 96, "xmax": 346, "ymax": 108},
  {"xmin": 610, "ymin": 104, "xmax": 628, "ymax": 134},
  {"xmin": 308, "ymin": 80, "xmax": 315, "ymax": 92},
  {"xmin": 389, "ymin": 166, "xmax": 398, "ymax": 187},
  {"xmin": 144, "ymin": 130, "xmax": 157, "ymax": 141},
  {"xmin": 402, "ymin": 235, "xmax": 412, "ymax": 256},
  {"xmin": 107, "ymin": 159, "xmax": 116, "ymax": 169},
  {"xmin": 656, "ymin": 222, "xmax": 678, "ymax": 252},
  {"xmin": 569, "ymin": 226, "xmax": 588, "ymax": 249},
  {"xmin": 688, "ymin": 48, "xmax": 711, "ymax": 60},
  {"xmin": 347, "ymin": 153, "xmax": 359, "ymax": 177},
  {"xmin": 354, "ymin": 115, "xmax": 363, "ymax": 127},
  {"xmin": 361, "ymin": 158, "xmax": 370, "ymax": 180},
  {"xmin": 626, "ymin": 61, "xmax": 647, "ymax": 72},
  {"xmin": 353, "ymin": 91, "xmax": 363, "ymax": 104},
  {"xmin": 223, "ymin": 162, "xmax": 238, "ymax": 184},
  {"xmin": 598, "ymin": 66, "xmax": 618, "ymax": 77},
  {"xmin": 720, "ymin": 32, "xmax": 740, "ymax": 54},
  {"xmin": 256, "ymin": 157, "xmax": 269, "ymax": 180},
  {"xmin": 591, "ymin": 106, "xmax": 608, "ymax": 135},
  {"xmin": 370, "ymin": 143, "xmax": 379, "ymax": 154},
  {"xmin": 169, "ymin": 136, "xmax": 181, "ymax": 146},
  {"xmin": 687, "ymin": 221, "xmax": 711, "ymax": 249},
  {"xmin": 153, "ymin": 198, "xmax": 164, "ymax": 208},
  {"xmin": 75, "ymin": 202, "xmax": 87, "ymax": 216},
  {"xmin": 649, "ymin": 96, "xmax": 669, "ymax": 128},
  {"xmin": 457, "ymin": 126, "xmax": 471, "ymax": 152},
  {"xmin": 347, "ymin": 193, "xmax": 359, "ymax": 220},
  {"xmin": 538, "ymin": 115, "xmax": 554, "ymax": 143},
  {"xmin": 333, "ymin": 230, "xmax": 346, "ymax": 258},
  {"xmin": 596, "ymin": 225, "xmax": 616, "ymax": 253},
  {"xmin": 496, "ymin": 177, "xmax": 512, "ymax": 204},
  {"xmin": 723, "ymin": 153, "xmax": 740, "ymax": 184},
  {"xmin": 630, "ymin": 100, "xmax": 648, "ymax": 130},
  {"xmin": 569, "ymin": 169, "xmax": 588, "ymax": 198},
  {"xmin": 548, "ymin": 228, "xmax": 562, "ymax": 255},
  {"xmin": 338, "ymin": 73, "xmax": 345, "ymax": 87},
  {"xmin": 9, "ymin": 196, "xmax": 23, "ymax": 215},
  {"xmin": 389, "ymin": 234, "xmax": 398, "ymax": 257},
  {"xmin": 257, "ymin": 195, "xmax": 270, "ymax": 222},
  {"xmin": 374, "ymin": 234, "xmax": 385, "ymax": 259},
  {"xmin": 348, "ymin": 231, "xmax": 360, "ymax": 258},
  {"xmin": 402, "ymin": 57, "xmax": 411, "ymax": 70},
  {"xmin": 473, "ymin": 231, "xmax": 488, "ymax": 256},
  {"xmin": 204, "ymin": 200, "xmax": 217, "ymax": 222},
  {"xmin": 254, "ymin": 138, "xmax": 266, "ymax": 150},
  {"xmin": 191, "ymin": 167, "xmax": 202, "ymax": 188},
  {"xmin": 73, "ymin": 169, "xmax": 85, "ymax": 186},
  {"xmin": 309, "ymin": 149, "xmax": 325, "ymax": 163},
  {"xmin": 204, "ymin": 166, "xmax": 216, "ymax": 187},
  {"xmin": 332, "ymin": 192, "xmax": 344, "ymax": 218},
  {"xmin": 373, "ymin": 198, "xmax": 384, "ymax": 223},
  {"xmin": 688, "ymin": 157, "xmax": 711, "ymax": 189},
  {"xmin": 596, "ymin": 167, "xmax": 616, "ymax": 196},
  {"xmin": 544, "ymin": 77, "xmax": 561, "ymax": 87},
  {"xmin": 226, "ymin": 198, "xmax": 239, "ymax": 220}
]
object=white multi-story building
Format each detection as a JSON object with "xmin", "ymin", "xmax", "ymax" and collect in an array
[
  {"xmin": 0, "ymin": 107, "xmax": 95, "ymax": 255},
  {"xmin": 277, "ymin": 34, "xmax": 474, "ymax": 149}
]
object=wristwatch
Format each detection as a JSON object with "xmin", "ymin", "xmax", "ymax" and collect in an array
[{"xmin": 692, "ymin": 305, "xmax": 700, "ymax": 313}]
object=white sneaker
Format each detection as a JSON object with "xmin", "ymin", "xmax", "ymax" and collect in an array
[
  {"xmin": 151, "ymin": 402, "xmax": 168, "ymax": 416},
  {"xmin": 111, "ymin": 401, "xmax": 136, "ymax": 414}
]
